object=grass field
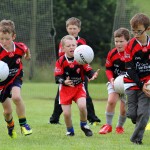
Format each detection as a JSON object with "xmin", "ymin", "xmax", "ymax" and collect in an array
[{"xmin": 0, "ymin": 83, "xmax": 150, "ymax": 150}]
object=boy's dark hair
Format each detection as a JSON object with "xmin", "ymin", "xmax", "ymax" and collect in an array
[
  {"xmin": 114, "ymin": 27, "xmax": 130, "ymax": 41},
  {"xmin": 66, "ymin": 17, "xmax": 81, "ymax": 28},
  {"xmin": 0, "ymin": 19, "xmax": 16, "ymax": 35},
  {"xmin": 130, "ymin": 13, "xmax": 150, "ymax": 29}
]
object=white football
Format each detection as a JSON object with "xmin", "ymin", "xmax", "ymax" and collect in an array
[
  {"xmin": 114, "ymin": 75, "xmax": 125, "ymax": 94},
  {"xmin": 0, "ymin": 61, "xmax": 9, "ymax": 82},
  {"xmin": 74, "ymin": 45, "xmax": 94, "ymax": 64},
  {"xmin": 146, "ymin": 80, "xmax": 150, "ymax": 90}
]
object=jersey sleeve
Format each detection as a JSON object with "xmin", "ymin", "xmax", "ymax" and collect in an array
[
  {"xmin": 105, "ymin": 51, "xmax": 114, "ymax": 80},
  {"xmin": 54, "ymin": 59, "xmax": 65, "ymax": 84},
  {"xmin": 17, "ymin": 42, "xmax": 29, "ymax": 53}
]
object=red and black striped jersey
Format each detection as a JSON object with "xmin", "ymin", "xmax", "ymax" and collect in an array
[
  {"xmin": 0, "ymin": 42, "xmax": 28, "ymax": 89},
  {"xmin": 105, "ymin": 47, "xmax": 126, "ymax": 81},
  {"xmin": 55, "ymin": 54, "xmax": 94, "ymax": 85},
  {"xmin": 58, "ymin": 36, "xmax": 86, "ymax": 57},
  {"xmin": 124, "ymin": 37, "xmax": 150, "ymax": 90}
]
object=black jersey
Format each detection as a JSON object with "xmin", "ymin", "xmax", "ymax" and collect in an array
[
  {"xmin": 0, "ymin": 42, "xmax": 28, "ymax": 90},
  {"xmin": 124, "ymin": 37, "xmax": 150, "ymax": 90},
  {"xmin": 55, "ymin": 54, "xmax": 95, "ymax": 85},
  {"xmin": 105, "ymin": 47, "xmax": 126, "ymax": 81}
]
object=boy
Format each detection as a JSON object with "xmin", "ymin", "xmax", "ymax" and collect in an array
[
  {"xmin": 55, "ymin": 35, "xmax": 99, "ymax": 136},
  {"xmin": 49, "ymin": 17, "xmax": 101, "ymax": 125},
  {"xmin": 124, "ymin": 13, "xmax": 150, "ymax": 144},
  {"xmin": 99, "ymin": 28, "xmax": 130, "ymax": 134},
  {"xmin": 0, "ymin": 19, "xmax": 32, "ymax": 138}
]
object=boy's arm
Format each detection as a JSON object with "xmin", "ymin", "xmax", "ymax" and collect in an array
[
  {"xmin": 83, "ymin": 64, "xmax": 100, "ymax": 81},
  {"xmin": 24, "ymin": 48, "xmax": 31, "ymax": 60}
]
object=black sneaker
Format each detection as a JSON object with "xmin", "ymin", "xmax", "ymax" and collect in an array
[
  {"xmin": 81, "ymin": 125, "xmax": 93, "ymax": 136},
  {"xmin": 131, "ymin": 139, "xmax": 143, "ymax": 145},
  {"xmin": 48, "ymin": 121, "xmax": 61, "ymax": 125},
  {"xmin": 48, "ymin": 117, "xmax": 61, "ymax": 124},
  {"xmin": 66, "ymin": 132, "xmax": 75, "ymax": 136}
]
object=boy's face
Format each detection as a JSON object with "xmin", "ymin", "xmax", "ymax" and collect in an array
[
  {"xmin": 62, "ymin": 39, "xmax": 77, "ymax": 58},
  {"xmin": 131, "ymin": 24, "xmax": 147, "ymax": 40},
  {"xmin": 114, "ymin": 36, "xmax": 128, "ymax": 52},
  {"xmin": 66, "ymin": 25, "xmax": 81, "ymax": 38},
  {"xmin": 0, "ymin": 32, "xmax": 16, "ymax": 50}
]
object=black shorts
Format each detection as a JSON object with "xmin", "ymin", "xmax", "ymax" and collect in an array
[{"xmin": 0, "ymin": 77, "xmax": 22, "ymax": 103}]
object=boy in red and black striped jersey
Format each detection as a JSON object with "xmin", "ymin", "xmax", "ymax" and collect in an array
[
  {"xmin": 0, "ymin": 20, "xmax": 32, "ymax": 138},
  {"xmin": 99, "ymin": 28, "xmax": 130, "ymax": 135},
  {"xmin": 49, "ymin": 17, "xmax": 101, "ymax": 125},
  {"xmin": 124, "ymin": 13, "xmax": 150, "ymax": 145},
  {"xmin": 55, "ymin": 35, "xmax": 99, "ymax": 136}
]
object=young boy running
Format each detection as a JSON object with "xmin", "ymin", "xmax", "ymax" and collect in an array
[
  {"xmin": 0, "ymin": 19, "xmax": 32, "ymax": 138},
  {"xmin": 54, "ymin": 35, "xmax": 99, "ymax": 136},
  {"xmin": 49, "ymin": 17, "xmax": 101, "ymax": 125},
  {"xmin": 124, "ymin": 13, "xmax": 150, "ymax": 145},
  {"xmin": 99, "ymin": 28, "xmax": 130, "ymax": 134}
]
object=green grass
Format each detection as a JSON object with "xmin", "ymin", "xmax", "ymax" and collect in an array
[{"xmin": 0, "ymin": 83, "xmax": 150, "ymax": 150}]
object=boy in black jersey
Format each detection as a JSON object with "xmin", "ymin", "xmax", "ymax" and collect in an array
[
  {"xmin": 49, "ymin": 17, "xmax": 101, "ymax": 125},
  {"xmin": 124, "ymin": 13, "xmax": 150, "ymax": 145},
  {"xmin": 0, "ymin": 20, "xmax": 32, "ymax": 138},
  {"xmin": 55, "ymin": 35, "xmax": 99, "ymax": 136}
]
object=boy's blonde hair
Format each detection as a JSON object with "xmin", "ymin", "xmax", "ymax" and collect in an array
[
  {"xmin": 114, "ymin": 28, "xmax": 130, "ymax": 41},
  {"xmin": 66, "ymin": 17, "xmax": 81, "ymax": 28},
  {"xmin": 61, "ymin": 35, "xmax": 76, "ymax": 47},
  {"xmin": 130, "ymin": 13, "xmax": 150, "ymax": 29},
  {"xmin": 0, "ymin": 19, "xmax": 16, "ymax": 35}
]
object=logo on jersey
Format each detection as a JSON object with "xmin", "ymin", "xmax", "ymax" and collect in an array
[
  {"xmin": 9, "ymin": 52, "xmax": 14, "ymax": 57},
  {"xmin": 55, "ymin": 67, "xmax": 61, "ymax": 73},
  {"xmin": 16, "ymin": 58, "xmax": 21, "ymax": 64},
  {"xmin": 125, "ymin": 53, "xmax": 130, "ymax": 58},
  {"xmin": 76, "ymin": 68, "xmax": 80, "ymax": 74}
]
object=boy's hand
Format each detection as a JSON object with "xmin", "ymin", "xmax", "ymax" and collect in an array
[
  {"xmin": 24, "ymin": 49, "xmax": 31, "ymax": 60},
  {"xmin": 143, "ymin": 82, "xmax": 150, "ymax": 97},
  {"xmin": 64, "ymin": 76, "xmax": 74, "ymax": 87},
  {"xmin": 88, "ymin": 69, "xmax": 100, "ymax": 81},
  {"xmin": 24, "ymin": 53, "xmax": 31, "ymax": 60}
]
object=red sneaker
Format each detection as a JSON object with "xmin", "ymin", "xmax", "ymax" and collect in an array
[
  {"xmin": 99, "ymin": 124, "xmax": 112, "ymax": 134},
  {"xmin": 115, "ymin": 126, "xmax": 124, "ymax": 134}
]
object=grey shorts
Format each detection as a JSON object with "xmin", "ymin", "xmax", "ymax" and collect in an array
[{"xmin": 107, "ymin": 82, "xmax": 126, "ymax": 103}]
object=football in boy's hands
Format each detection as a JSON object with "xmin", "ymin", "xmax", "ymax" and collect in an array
[
  {"xmin": 0, "ymin": 61, "xmax": 9, "ymax": 82},
  {"xmin": 146, "ymin": 80, "xmax": 150, "ymax": 90},
  {"xmin": 114, "ymin": 75, "xmax": 125, "ymax": 94},
  {"xmin": 74, "ymin": 45, "xmax": 94, "ymax": 64}
]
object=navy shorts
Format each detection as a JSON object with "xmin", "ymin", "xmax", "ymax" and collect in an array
[{"xmin": 0, "ymin": 77, "xmax": 22, "ymax": 103}]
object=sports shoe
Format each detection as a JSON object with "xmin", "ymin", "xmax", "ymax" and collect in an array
[
  {"xmin": 131, "ymin": 139, "xmax": 143, "ymax": 145},
  {"xmin": 7, "ymin": 126, "xmax": 17, "ymax": 138},
  {"xmin": 145, "ymin": 122, "xmax": 150, "ymax": 130},
  {"xmin": 115, "ymin": 126, "xmax": 124, "ymax": 134},
  {"xmin": 99, "ymin": 124, "xmax": 112, "ymax": 134},
  {"xmin": 21, "ymin": 124, "xmax": 32, "ymax": 136},
  {"xmin": 81, "ymin": 124, "xmax": 93, "ymax": 136},
  {"xmin": 66, "ymin": 132, "xmax": 75, "ymax": 136},
  {"xmin": 48, "ymin": 120, "xmax": 61, "ymax": 125}
]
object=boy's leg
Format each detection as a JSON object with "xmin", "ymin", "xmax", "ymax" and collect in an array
[
  {"xmin": 116, "ymin": 99, "xmax": 126, "ymax": 134},
  {"xmin": 128, "ymin": 91, "xmax": 150, "ymax": 144},
  {"xmin": 99, "ymin": 92, "xmax": 118, "ymax": 134},
  {"xmin": 12, "ymin": 86, "xmax": 32, "ymax": 136},
  {"xmin": 84, "ymin": 77, "xmax": 101, "ymax": 124},
  {"xmin": 61, "ymin": 104, "xmax": 74, "ymax": 136},
  {"xmin": 49, "ymin": 87, "xmax": 62, "ymax": 124},
  {"xmin": 77, "ymin": 97, "xmax": 93, "ymax": 136},
  {"xmin": 2, "ymin": 98, "xmax": 17, "ymax": 138}
]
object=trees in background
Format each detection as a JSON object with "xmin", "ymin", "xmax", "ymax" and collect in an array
[{"xmin": 53, "ymin": 0, "xmax": 116, "ymax": 64}]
